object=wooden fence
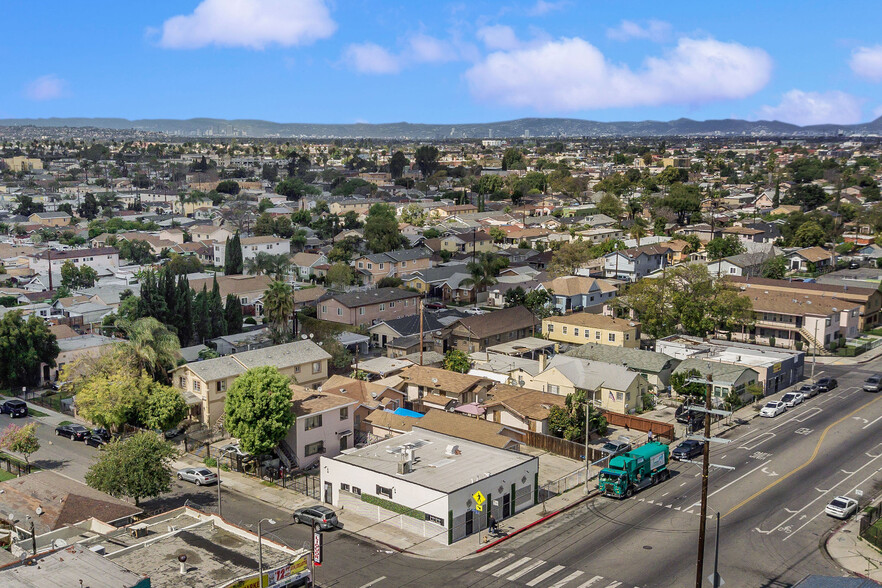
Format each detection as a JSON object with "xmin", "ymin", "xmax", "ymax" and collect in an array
[
  {"xmin": 523, "ymin": 431, "xmax": 604, "ymax": 462},
  {"xmin": 601, "ymin": 412, "xmax": 675, "ymax": 442}
]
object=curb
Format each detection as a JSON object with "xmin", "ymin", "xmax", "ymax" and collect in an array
[{"xmin": 476, "ymin": 490, "xmax": 599, "ymax": 553}]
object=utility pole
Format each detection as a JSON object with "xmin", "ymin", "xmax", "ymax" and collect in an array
[
  {"xmin": 694, "ymin": 375, "xmax": 713, "ymax": 588},
  {"xmin": 811, "ymin": 320, "xmax": 819, "ymax": 382},
  {"xmin": 712, "ymin": 511, "xmax": 721, "ymax": 588},
  {"xmin": 419, "ymin": 298, "xmax": 424, "ymax": 366},
  {"xmin": 584, "ymin": 400, "xmax": 592, "ymax": 494}
]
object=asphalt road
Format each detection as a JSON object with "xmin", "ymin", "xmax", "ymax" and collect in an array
[{"xmin": 448, "ymin": 362, "xmax": 882, "ymax": 588}]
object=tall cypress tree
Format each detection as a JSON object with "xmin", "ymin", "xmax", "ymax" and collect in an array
[
  {"xmin": 224, "ymin": 294, "xmax": 243, "ymax": 335},
  {"xmin": 194, "ymin": 286, "xmax": 211, "ymax": 343},
  {"xmin": 175, "ymin": 275, "xmax": 193, "ymax": 346},
  {"xmin": 225, "ymin": 232, "xmax": 243, "ymax": 275},
  {"xmin": 209, "ymin": 276, "xmax": 227, "ymax": 338},
  {"xmin": 161, "ymin": 267, "xmax": 177, "ymax": 323}
]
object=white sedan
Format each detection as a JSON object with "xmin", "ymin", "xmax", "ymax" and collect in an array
[
  {"xmin": 825, "ymin": 496, "xmax": 858, "ymax": 519},
  {"xmin": 760, "ymin": 401, "xmax": 787, "ymax": 418},
  {"xmin": 176, "ymin": 467, "xmax": 219, "ymax": 486},
  {"xmin": 781, "ymin": 392, "xmax": 804, "ymax": 407}
]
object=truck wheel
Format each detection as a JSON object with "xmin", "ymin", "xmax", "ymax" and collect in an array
[
  {"xmin": 661, "ymin": 470, "xmax": 670, "ymax": 481},
  {"xmin": 625, "ymin": 487, "xmax": 633, "ymax": 498},
  {"xmin": 651, "ymin": 474, "xmax": 657, "ymax": 486}
]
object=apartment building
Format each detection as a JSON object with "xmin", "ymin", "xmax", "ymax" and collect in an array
[{"xmin": 542, "ymin": 313, "xmax": 641, "ymax": 348}]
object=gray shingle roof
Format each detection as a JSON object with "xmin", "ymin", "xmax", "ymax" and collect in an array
[
  {"xmin": 565, "ymin": 343, "xmax": 676, "ymax": 374},
  {"xmin": 234, "ymin": 339, "xmax": 331, "ymax": 369},
  {"xmin": 326, "ymin": 287, "xmax": 420, "ymax": 308}
]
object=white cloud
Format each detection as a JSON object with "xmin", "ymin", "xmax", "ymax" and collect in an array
[
  {"xmin": 344, "ymin": 43, "xmax": 402, "ymax": 74},
  {"xmin": 607, "ymin": 19, "xmax": 671, "ymax": 43},
  {"xmin": 24, "ymin": 75, "xmax": 65, "ymax": 101},
  {"xmin": 850, "ymin": 46, "xmax": 882, "ymax": 82},
  {"xmin": 476, "ymin": 25, "xmax": 521, "ymax": 51},
  {"xmin": 408, "ymin": 34, "xmax": 456, "ymax": 63},
  {"xmin": 758, "ymin": 90, "xmax": 864, "ymax": 126},
  {"xmin": 158, "ymin": 0, "xmax": 336, "ymax": 49},
  {"xmin": 465, "ymin": 37, "xmax": 772, "ymax": 111},
  {"xmin": 528, "ymin": 1, "xmax": 567, "ymax": 16}
]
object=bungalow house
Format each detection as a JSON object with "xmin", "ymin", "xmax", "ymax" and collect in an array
[
  {"xmin": 671, "ymin": 358, "xmax": 760, "ymax": 404},
  {"xmin": 442, "ymin": 305, "xmax": 538, "ymax": 353},
  {"xmin": 439, "ymin": 230, "xmax": 495, "ymax": 254},
  {"xmin": 525, "ymin": 355, "xmax": 647, "ymax": 414},
  {"xmin": 707, "ymin": 250, "xmax": 777, "ymax": 278},
  {"xmin": 292, "ymin": 252, "xmax": 328, "ymax": 280},
  {"xmin": 368, "ymin": 312, "xmax": 444, "ymax": 348},
  {"xmin": 564, "ymin": 343, "xmax": 679, "ymax": 393},
  {"xmin": 482, "ymin": 383, "xmax": 566, "ymax": 434},
  {"xmin": 317, "ymin": 287, "xmax": 421, "ymax": 327},
  {"xmin": 787, "ymin": 246, "xmax": 836, "ymax": 273},
  {"xmin": 539, "ymin": 275, "xmax": 618, "ymax": 314},
  {"xmin": 396, "ymin": 365, "xmax": 495, "ymax": 408},
  {"xmin": 171, "ymin": 339, "xmax": 332, "ymax": 425}
]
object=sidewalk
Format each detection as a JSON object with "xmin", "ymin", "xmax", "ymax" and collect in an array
[
  {"xmin": 812, "ymin": 342, "xmax": 882, "ymax": 366},
  {"xmin": 21, "ymin": 397, "xmax": 85, "ymax": 428},
  {"xmin": 826, "ymin": 506, "xmax": 882, "ymax": 582},
  {"xmin": 174, "ymin": 451, "xmax": 595, "ymax": 560}
]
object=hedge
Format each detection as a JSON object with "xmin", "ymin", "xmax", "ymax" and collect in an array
[{"xmin": 361, "ymin": 493, "xmax": 426, "ymax": 520}]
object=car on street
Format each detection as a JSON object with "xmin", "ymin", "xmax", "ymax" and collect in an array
[
  {"xmin": 797, "ymin": 383, "xmax": 820, "ymax": 398},
  {"xmin": 90, "ymin": 428, "xmax": 111, "ymax": 442},
  {"xmin": 600, "ymin": 438, "xmax": 633, "ymax": 458},
  {"xmin": 675, "ymin": 403, "xmax": 698, "ymax": 424},
  {"xmin": 781, "ymin": 392, "xmax": 804, "ymax": 407},
  {"xmin": 84, "ymin": 435, "xmax": 108, "ymax": 448},
  {"xmin": 0, "ymin": 399, "xmax": 28, "ymax": 418},
  {"xmin": 863, "ymin": 374, "xmax": 882, "ymax": 392},
  {"xmin": 848, "ymin": 261, "xmax": 861, "ymax": 270},
  {"xmin": 463, "ymin": 307, "xmax": 485, "ymax": 315},
  {"xmin": 164, "ymin": 424, "xmax": 188, "ymax": 439},
  {"xmin": 55, "ymin": 424, "xmax": 90, "ymax": 440},
  {"xmin": 219, "ymin": 444, "xmax": 250, "ymax": 459},
  {"xmin": 424, "ymin": 302, "xmax": 446, "ymax": 310},
  {"xmin": 177, "ymin": 467, "xmax": 218, "ymax": 486},
  {"xmin": 293, "ymin": 506, "xmax": 339, "ymax": 530},
  {"xmin": 816, "ymin": 377, "xmax": 838, "ymax": 392},
  {"xmin": 672, "ymin": 439, "xmax": 703, "ymax": 461},
  {"xmin": 760, "ymin": 401, "xmax": 787, "ymax": 418},
  {"xmin": 825, "ymin": 496, "xmax": 859, "ymax": 519}
]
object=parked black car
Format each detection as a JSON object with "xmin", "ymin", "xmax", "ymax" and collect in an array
[
  {"xmin": 672, "ymin": 439, "xmax": 704, "ymax": 461},
  {"xmin": 90, "ymin": 428, "xmax": 111, "ymax": 442},
  {"xmin": 1, "ymin": 399, "xmax": 28, "ymax": 418},
  {"xmin": 816, "ymin": 377, "xmax": 838, "ymax": 392},
  {"xmin": 55, "ymin": 424, "xmax": 90, "ymax": 441},
  {"xmin": 675, "ymin": 403, "xmax": 696, "ymax": 424},
  {"xmin": 84, "ymin": 435, "xmax": 107, "ymax": 448}
]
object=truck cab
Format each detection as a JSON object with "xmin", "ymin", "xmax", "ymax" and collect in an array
[{"xmin": 598, "ymin": 442, "xmax": 670, "ymax": 498}]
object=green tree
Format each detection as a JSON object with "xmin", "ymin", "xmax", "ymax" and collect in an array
[
  {"xmin": 216, "ymin": 180, "xmax": 240, "ymax": 195},
  {"xmin": 548, "ymin": 240, "xmax": 592, "ymax": 277},
  {"xmin": 85, "ymin": 432, "xmax": 178, "ymax": 505},
  {"xmin": 504, "ymin": 286, "xmax": 527, "ymax": 308},
  {"xmin": 364, "ymin": 203, "xmax": 405, "ymax": 253},
  {"xmin": 263, "ymin": 281, "xmax": 294, "ymax": 342},
  {"xmin": 225, "ymin": 294, "xmax": 243, "ymax": 335},
  {"xmin": 670, "ymin": 369, "xmax": 706, "ymax": 400},
  {"xmin": 705, "ymin": 235, "xmax": 746, "ymax": 260},
  {"xmin": 524, "ymin": 289, "xmax": 555, "ymax": 319},
  {"xmin": 413, "ymin": 145, "xmax": 440, "ymax": 178},
  {"xmin": 141, "ymin": 382, "xmax": 187, "ymax": 431},
  {"xmin": 597, "ymin": 193, "xmax": 623, "ymax": 219},
  {"xmin": 224, "ymin": 366, "xmax": 295, "ymax": 456},
  {"xmin": 224, "ymin": 232, "xmax": 243, "ymax": 275},
  {"xmin": 489, "ymin": 226, "xmax": 507, "ymax": 243},
  {"xmin": 792, "ymin": 221, "xmax": 826, "ymax": 247},
  {"xmin": 502, "ymin": 148, "xmax": 526, "ymax": 171},
  {"xmin": 547, "ymin": 388, "xmax": 607, "ymax": 441},
  {"xmin": 0, "ymin": 311, "xmax": 58, "ymax": 387},
  {"xmin": 400, "ymin": 204, "xmax": 427, "ymax": 227},
  {"xmin": 276, "ymin": 178, "xmax": 320, "ymax": 201},
  {"xmin": 254, "ymin": 213, "xmax": 275, "ymax": 236},
  {"xmin": 121, "ymin": 317, "xmax": 181, "ymax": 383},
  {"xmin": 0, "ymin": 423, "xmax": 40, "ymax": 467},
  {"xmin": 76, "ymin": 366, "xmax": 145, "ymax": 430},
  {"xmin": 118, "ymin": 239, "xmax": 154, "ymax": 265},
  {"xmin": 443, "ymin": 349, "xmax": 470, "ymax": 373},
  {"xmin": 327, "ymin": 262, "xmax": 355, "ymax": 289},
  {"xmin": 661, "ymin": 183, "xmax": 701, "ymax": 224},
  {"xmin": 761, "ymin": 256, "xmax": 787, "ymax": 279},
  {"xmin": 389, "ymin": 151, "xmax": 409, "ymax": 178},
  {"xmin": 78, "ymin": 193, "xmax": 99, "ymax": 219}
]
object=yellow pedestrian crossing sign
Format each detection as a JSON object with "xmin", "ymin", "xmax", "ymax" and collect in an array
[{"xmin": 473, "ymin": 491, "xmax": 486, "ymax": 512}]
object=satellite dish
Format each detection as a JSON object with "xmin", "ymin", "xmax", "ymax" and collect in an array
[
  {"xmin": 35, "ymin": 507, "xmax": 43, "ymax": 516},
  {"xmin": 19, "ymin": 552, "xmax": 27, "ymax": 563},
  {"xmin": 52, "ymin": 538, "xmax": 68, "ymax": 549}
]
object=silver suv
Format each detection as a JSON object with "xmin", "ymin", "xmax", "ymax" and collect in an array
[
  {"xmin": 600, "ymin": 438, "xmax": 633, "ymax": 458},
  {"xmin": 864, "ymin": 374, "xmax": 882, "ymax": 392},
  {"xmin": 293, "ymin": 506, "xmax": 339, "ymax": 530}
]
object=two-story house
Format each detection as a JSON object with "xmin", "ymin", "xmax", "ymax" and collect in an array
[
  {"xmin": 353, "ymin": 249, "xmax": 433, "ymax": 285},
  {"xmin": 283, "ymin": 387, "xmax": 358, "ymax": 469},
  {"xmin": 317, "ymin": 288, "xmax": 421, "ymax": 327},
  {"xmin": 442, "ymin": 305, "xmax": 538, "ymax": 353},
  {"xmin": 188, "ymin": 274, "xmax": 273, "ymax": 310},
  {"xmin": 539, "ymin": 275, "xmax": 618, "ymax": 314},
  {"xmin": 440, "ymin": 231, "xmax": 495, "ymax": 254},
  {"xmin": 603, "ymin": 244, "xmax": 670, "ymax": 282},
  {"xmin": 171, "ymin": 339, "xmax": 332, "ymax": 425},
  {"xmin": 29, "ymin": 212, "xmax": 71, "ymax": 227},
  {"xmin": 213, "ymin": 236, "xmax": 291, "ymax": 266},
  {"xmin": 292, "ymin": 252, "xmax": 328, "ymax": 280},
  {"xmin": 396, "ymin": 365, "xmax": 495, "ymax": 409},
  {"xmin": 543, "ymin": 313, "xmax": 641, "ymax": 348},
  {"xmin": 29, "ymin": 247, "xmax": 120, "ymax": 275}
]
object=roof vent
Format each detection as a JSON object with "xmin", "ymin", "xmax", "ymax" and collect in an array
[
  {"xmin": 445, "ymin": 444, "xmax": 460, "ymax": 456},
  {"xmin": 340, "ymin": 388, "xmax": 347, "ymax": 394}
]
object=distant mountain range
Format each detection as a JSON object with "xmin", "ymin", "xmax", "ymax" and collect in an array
[{"xmin": 2, "ymin": 116, "xmax": 882, "ymax": 139}]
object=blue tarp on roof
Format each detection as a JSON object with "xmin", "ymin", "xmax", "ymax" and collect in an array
[{"xmin": 390, "ymin": 407, "xmax": 423, "ymax": 418}]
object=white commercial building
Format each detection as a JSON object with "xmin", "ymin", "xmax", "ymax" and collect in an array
[{"xmin": 320, "ymin": 429, "xmax": 538, "ymax": 544}]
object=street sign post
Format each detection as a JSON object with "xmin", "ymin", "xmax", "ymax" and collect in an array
[
  {"xmin": 473, "ymin": 491, "xmax": 486, "ymax": 512},
  {"xmin": 313, "ymin": 528, "xmax": 322, "ymax": 566}
]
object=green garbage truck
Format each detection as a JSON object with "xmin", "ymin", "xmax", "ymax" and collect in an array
[{"xmin": 598, "ymin": 442, "xmax": 671, "ymax": 499}]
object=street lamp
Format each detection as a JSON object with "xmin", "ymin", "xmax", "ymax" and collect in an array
[
  {"xmin": 258, "ymin": 517, "xmax": 277, "ymax": 588},
  {"xmin": 216, "ymin": 447, "xmax": 234, "ymax": 517}
]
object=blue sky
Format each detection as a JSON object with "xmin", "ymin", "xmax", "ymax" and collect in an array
[{"xmin": 3, "ymin": 0, "xmax": 882, "ymax": 126}]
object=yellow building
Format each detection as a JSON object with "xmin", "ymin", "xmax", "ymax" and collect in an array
[
  {"xmin": 542, "ymin": 313, "xmax": 640, "ymax": 348},
  {"xmin": 3, "ymin": 156, "xmax": 43, "ymax": 172}
]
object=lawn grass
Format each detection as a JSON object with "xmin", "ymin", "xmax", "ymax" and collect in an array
[
  {"xmin": 27, "ymin": 408, "xmax": 49, "ymax": 418},
  {"xmin": 57, "ymin": 420, "xmax": 74, "ymax": 427},
  {"xmin": 0, "ymin": 469, "xmax": 16, "ymax": 482}
]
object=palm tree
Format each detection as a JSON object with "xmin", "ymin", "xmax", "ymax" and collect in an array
[
  {"xmin": 460, "ymin": 257, "xmax": 499, "ymax": 300},
  {"xmin": 262, "ymin": 281, "xmax": 294, "ymax": 343},
  {"xmin": 630, "ymin": 219, "xmax": 648, "ymax": 247},
  {"xmin": 268, "ymin": 254, "xmax": 291, "ymax": 281},
  {"xmin": 120, "ymin": 317, "xmax": 181, "ymax": 384},
  {"xmin": 244, "ymin": 251, "xmax": 273, "ymax": 276}
]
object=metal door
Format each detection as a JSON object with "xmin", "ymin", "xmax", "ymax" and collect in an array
[
  {"xmin": 502, "ymin": 493, "xmax": 511, "ymax": 518},
  {"xmin": 324, "ymin": 481, "xmax": 332, "ymax": 504}
]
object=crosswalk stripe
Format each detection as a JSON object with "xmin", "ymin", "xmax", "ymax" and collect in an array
[
  {"xmin": 577, "ymin": 576, "xmax": 605, "ymax": 587},
  {"xmin": 547, "ymin": 570, "xmax": 584, "ymax": 588},
  {"xmin": 476, "ymin": 553, "xmax": 514, "ymax": 573},
  {"xmin": 526, "ymin": 564, "xmax": 566, "ymax": 586},
  {"xmin": 604, "ymin": 582, "xmax": 622, "ymax": 588},
  {"xmin": 492, "ymin": 557, "xmax": 532, "ymax": 577},
  {"xmin": 507, "ymin": 559, "xmax": 546, "ymax": 581}
]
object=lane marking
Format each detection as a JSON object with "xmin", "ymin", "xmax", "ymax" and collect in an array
[
  {"xmin": 359, "ymin": 577, "xmax": 386, "ymax": 588},
  {"xmin": 547, "ymin": 570, "xmax": 585, "ymax": 588},
  {"xmin": 790, "ymin": 406, "xmax": 822, "ymax": 422},
  {"xmin": 725, "ymin": 394, "xmax": 882, "ymax": 518},
  {"xmin": 708, "ymin": 461, "xmax": 770, "ymax": 499},
  {"xmin": 739, "ymin": 432, "xmax": 775, "ymax": 450},
  {"xmin": 506, "ymin": 559, "xmax": 546, "ymax": 581},
  {"xmin": 863, "ymin": 415, "xmax": 882, "ymax": 430},
  {"xmin": 526, "ymin": 564, "xmax": 566, "ymax": 586},
  {"xmin": 476, "ymin": 554, "xmax": 513, "ymax": 573},
  {"xmin": 493, "ymin": 556, "xmax": 532, "ymax": 577},
  {"xmin": 577, "ymin": 577, "xmax": 605, "ymax": 588}
]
